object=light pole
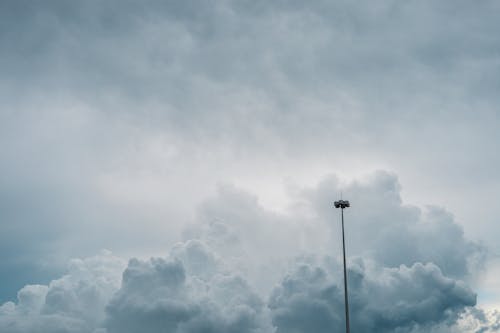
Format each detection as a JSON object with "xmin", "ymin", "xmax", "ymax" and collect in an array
[{"xmin": 334, "ymin": 199, "xmax": 350, "ymax": 333}]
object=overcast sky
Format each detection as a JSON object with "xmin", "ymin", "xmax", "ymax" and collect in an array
[{"xmin": 1, "ymin": 1, "xmax": 500, "ymax": 332}]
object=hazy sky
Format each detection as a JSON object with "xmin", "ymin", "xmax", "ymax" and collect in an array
[{"xmin": 1, "ymin": 1, "xmax": 500, "ymax": 332}]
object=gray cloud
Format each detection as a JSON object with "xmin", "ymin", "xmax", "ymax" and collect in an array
[
  {"xmin": 2, "ymin": 1, "xmax": 500, "ymax": 292},
  {"xmin": 463, "ymin": 308, "xmax": 500, "ymax": 333},
  {"xmin": 0, "ymin": 251, "xmax": 124, "ymax": 333},
  {"xmin": 269, "ymin": 256, "xmax": 476, "ymax": 332},
  {"xmin": 2, "ymin": 0, "xmax": 500, "ymax": 148},
  {"xmin": 1, "ymin": 0, "xmax": 500, "ymax": 329},
  {"xmin": 0, "ymin": 243, "xmax": 493, "ymax": 333},
  {"xmin": 184, "ymin": 171, "xmax": 486, "ymax": 287},
  {"xmin": 297, "ymin": 171, "xmax": 487, "ymax": 278},
  {"xmin": 0, "ymin": 178, "xmax": 498, "ymax": 333},
  {"xmin": 105, "ymin": 240, "xmax": 274, "ymax": 333}
]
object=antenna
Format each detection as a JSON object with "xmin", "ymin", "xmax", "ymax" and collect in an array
[{"xmin": 334, "ymin": 198, "xmax": 351, "ymax": 333}]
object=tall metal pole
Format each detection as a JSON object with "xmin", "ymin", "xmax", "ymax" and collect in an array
[
  {"xmin": 341, "ymin": 207, "xmax": 350, "ymax": 333},
  {"xmin": 335, "ymin": 199, "xmax": 351, "ymax": 333}
]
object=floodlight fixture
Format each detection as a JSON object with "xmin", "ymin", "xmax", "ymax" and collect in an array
[
  {"xmin": 335, "ymin": 199, "xmax": 351, "ymax": 333},
  {"xmin": 334, "ymin": 200, "xmax": 350, "ymax": 209}
]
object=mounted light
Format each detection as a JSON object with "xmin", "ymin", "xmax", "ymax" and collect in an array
[{"xmin": 334, "ymin": 200, "xmax": 350, "ymax": 209}]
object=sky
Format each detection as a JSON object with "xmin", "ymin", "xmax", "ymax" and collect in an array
[{"xmin": 1, "ymin": 1, "xmax": 500, "ymax": 332}]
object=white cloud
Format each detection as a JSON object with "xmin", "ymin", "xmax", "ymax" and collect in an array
[
  {"xmin": 269, "ymin": 257, "xmax": 476, "ymax": 332},
  {"xmin": 0, "ymin": 251, "xmax": 125, "ymax": 333},
  {"xmin": 2, "ymin": 0, "xmax": 500, "ymax": 304},
  {"xmin": 105, "ymin": 240, "xmax": 274, "ymax": 333},
  {"xmin": 4, "ymin": 171, "xmax": 493, "ymax": 332}
]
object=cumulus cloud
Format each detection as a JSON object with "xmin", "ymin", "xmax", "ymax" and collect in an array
[
  {"xmin": 297, "ymin": 171, "xmax": 487, "ymax": 278},
  {"xmin": 105, "ymin": 240, "xmax": 274, "ymax": 333},
  {"xmin": 0, "ymin": 250, "xmax": 125, "ymax": 333},
  {"xmin": 2, "ymin": 0, "xmax": 500, "ymax": 304},
  {"xmin": 0, "ymin": 172, "xmax": 496, "ymax": 332},
  {"xmin": 0, "ymin": 241, "xmax": 275, "ymax": 333},
  {"xmin": 269, "ymin": 257, "xmax": 475, "ymax": 333},
  {"xmin": 1, "ymin": 0, "xmax": 500, "ymax": 331},
  {"xmin": 179, "ymin": 172, "xmax": 492, "ymax": 332},
  {"xmin": 185, "ymin": 171, "xmax": 486, "ymax": 287},
  {"xmin": 458, "ymin": 308, "xmax": 500, "ymax": 333},
  {"xmin": 0, "ymin": 246, "xmax": 491, "ymax": 333}
]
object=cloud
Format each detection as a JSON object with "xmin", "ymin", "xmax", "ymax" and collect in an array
[
  {"xmin": 1, "ymin": 0, "xmax": 500, "ymax": 330},
  {"xmin": 188, "ymin": 171, "xmax": 486, "ymax": 282},
  {"xmin": 0, "ymin": 246, "xmax": 491, "ymax": 333},
  {"xmin": 459, "ymin": 308, "xmax": 500, "ymax": 333},
  {"xmin": 2, "ymin": 0, "xmax": 500, "ymax": 303},
  {"xmin": 0, "ymin": 251, "xmax": 125, "ymax": 333},
  {"xmin": 105, "ymin": 240, "xmax": 274, "ymax": 333},
  {"xmin": 293, "ymin": 171, "xmax": 487, "ymax": 279},
  {"xmin": 0, "ymin": 172, "xmax": 496, "ymax": 332},
  {"xmin": 269, "ymin": 256, "xmax": 476, "ymax": 333},
  {"xmin": 2, "ymin": 0, "xmax": 500, "ymax": 161}
]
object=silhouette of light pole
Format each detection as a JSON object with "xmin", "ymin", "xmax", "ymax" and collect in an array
[{"xmin": 334, "ymin": 199, "xmax": 351, "ymax": 333}]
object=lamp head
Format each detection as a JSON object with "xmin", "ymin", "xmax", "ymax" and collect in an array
[{"xmin": 334, "ymin": 200, "xmax": 350, "ymax": 209}]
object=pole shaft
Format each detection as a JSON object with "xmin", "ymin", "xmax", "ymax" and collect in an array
[{"xmin": 341, "ymin": 208, "xmax": 351, "ymax": 333}]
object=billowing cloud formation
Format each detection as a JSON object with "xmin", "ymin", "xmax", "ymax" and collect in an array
[
  {"xmin": 0, "ymin": 251, "xmax": 124, "ymax": 332},
  {"xmin": 187, "ymin": 171, "xmax": 486, "ymax": 288},
  {"xmin": 1, "ymin": 171, "xmax": 497, "ymax": 332},
  {"xmin": 0, "ymin": 243, "xmax": 490, "ymax": 333},
  {"xmin": 2, "ymin": 0, "xmax": 500, "ymax": 306},
  {"xmin": 298, "ymin": 171, "xmax": 487, "ymax": 278},
  {"xmin": 1, "ymin": 0, "xmax": 500, "ymax": 330},
  {"xmin": 270, "ymin": 257, "xmax": 475, "ymax": 332},
  {"xmin": 460, "ymin": 308, "xmax": 500, "ymax": 333},
  {"xmin": 105, "ymin": 240, "xmax": 273, "ymax": 333}
]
